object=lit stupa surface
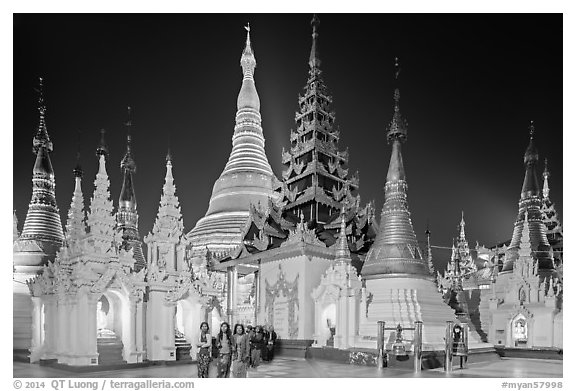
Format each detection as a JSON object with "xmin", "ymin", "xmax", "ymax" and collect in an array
[{"xmin": 186, "ymin": 26, "xmax": 277, "ymax": 255}]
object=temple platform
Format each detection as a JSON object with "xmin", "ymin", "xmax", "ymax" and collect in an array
[
  {"xmin": 305, "ymin": 345, "xmax": 500, "ymax": 369},
  {"xmin": 38, "ymin": 358, "xmax": 194, "ymax": 373}
]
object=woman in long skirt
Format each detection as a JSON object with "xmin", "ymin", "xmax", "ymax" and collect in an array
[
  {"xmin": 196, "ymin": 322, "xmax": 212, "ymax": 378},
  {"xmin": 250, "ymin": 326, "xmax": 265, "ymax": 368},
  {"xmin": 216, "ymin": 322, "xmax": 232, "ymax": 378},
  {"xmin": 232, "ymin": 324, "xmax": 250, "ymax": 378}
]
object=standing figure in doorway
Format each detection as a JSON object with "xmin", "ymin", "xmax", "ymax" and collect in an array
[
  {"xmin": 267, "ymin": 325, "xmax": 277, "ymax": 361},
  {"xmin": 232, "ymin": 324, "xmax": 250, "ymax": 377},
  {"xmin": 216, "ymin": 322, "xmax": 232, "ymax": 378},
  {"xmin": 196, "ymin": 322, "xmax": 212, "ymax": 378}
]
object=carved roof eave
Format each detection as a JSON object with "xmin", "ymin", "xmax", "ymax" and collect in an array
[{"xmin": 212, "ymin": 241, "xmax": 333, "ymax": 273}]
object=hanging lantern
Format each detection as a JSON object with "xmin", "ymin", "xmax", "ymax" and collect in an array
[{"xmin": 392, "ymin": 324, "xmax": 408, "ymax": 357}]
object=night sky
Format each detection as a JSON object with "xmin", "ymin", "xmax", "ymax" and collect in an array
[{"xmin": 13, "ymin": 14, "xmax": 563, "ymax": 265}]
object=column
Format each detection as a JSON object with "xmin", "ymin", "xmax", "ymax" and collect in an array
[
  {"xmin": 29, "ymin": 296, "xmax": 43, "ymax": 363},
  {"xmin": 135, "ymin": 296, "xmax": 145, "ymax": 362},
  {"xmin": 43, "ymin": 296, "xmax": 58, "ymax": 360},
  {"xmin": 56, "ymin": 298, "xmax": 69, "ymax": 364},
  {"xmin": 253, "ymin": 269, "xmax": 260, "ymax": 325},
  {"xmin": 227, "ymin": 266, "xmax": 238, "ymax": 326}
]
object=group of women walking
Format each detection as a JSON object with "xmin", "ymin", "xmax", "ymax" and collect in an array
[{"xmin": 196, "ymin": 321, "xmax": 277, "ymax": 378}]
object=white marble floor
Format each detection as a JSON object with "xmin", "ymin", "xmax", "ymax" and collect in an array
[{"xmin": 13, "ymin": 357, "xmax": 562, "ymax": 378}]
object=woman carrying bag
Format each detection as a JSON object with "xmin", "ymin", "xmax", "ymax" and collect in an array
[{"xmin": 196, "ymin": 322, "xmax": 212, "ymax": 378}]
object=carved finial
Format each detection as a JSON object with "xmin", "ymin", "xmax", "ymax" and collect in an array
[
  {"xmin": 529, "ymin": 120, "xmax": 535, "ymax": 139},
  {"xmin": 542, "ymin": 157, "xmax": 550, "ymax": 199},
  {"xmin": 394, "ymin": 57, "xmax": 401, "ymax": 80},
  {"xmin": 73, "ymin": 131, "xmax": 83, "ymax": 178},
  {"xmin": 96, "ymin": 129, "xmax": 108, "ymax": 157},
  {"xmin": 309, "ymin": 14, "xmax": 321, "ymax": 69},
  {"xmin": 33, "ymin": 76, "xmax": 53, "ymax": 153},
  {"xmin": 166, "ymin": 148, "xmax": 172, "ymax": 164}
]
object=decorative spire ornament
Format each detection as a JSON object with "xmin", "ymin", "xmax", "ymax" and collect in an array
[
  {"xmin": 362, "ymin": 58, "xmax": 429, "ymax": 278},
  {"xmin": 502, "ymin": 121, "xmax": 553, "ymax": 274},
  {"xmin": 426, "ymin": 225, "xmax": 435, "ymax": 276},
  {"xmin": 542, "ymin": 158, "xmax": 550, "ymax": 200},
  {"xmin": 19, "ymin": 77, "xmax": 64, "ymax": 245},
  {"xmin": 186, "ymin": 25, "xmax": 276, "ymax": 255},
  {"xmin": 117, "ymin": 106, "xmax": 145, "ymax": 271},
  {"xmin": 65, "ymin": 148, "xmax": 86, "ymax": 244},
  {"xmin": 86, "ymin": 130, "xmax": 116, "ymax": 250}
]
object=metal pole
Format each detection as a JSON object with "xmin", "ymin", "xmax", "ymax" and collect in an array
[
  {"xmin": 462, "ymin": 322, "xmax": 469, "ymax": 369},
  {"xmin": 377, "ymin": 321, "xmax": 385, "ymax": 369},
  {"xmin": 445, "ymin": 321, "xmax": 454, "ymax": 373},
  {"xmin": 414, "ymin": 321, "xmax": 423, "ymax": 373}
]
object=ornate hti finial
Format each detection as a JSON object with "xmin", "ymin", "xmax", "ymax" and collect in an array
[
  {"xmin": 73, "ymin": 130, "xmax": 83, "ymax": 178},
  {"xmin": 542, "ymin": 157, "xmax": 550, "ymax": 199},
  {"xmin": 121, "ymin": 106, "xmax": 136, "ymax": 172},
  {"xmin": 309, "ymin": 14, "xmax": 321, "ymax": 69},
  {"xmin": 459, "ymin": 211, "xmax": 466, "ymax": 240},
  {"xmin": 96, "ymin": 129, "xmax": 108, "ymax": 157},
  {"xmin": 241, "ymin": 23, "xmax": 256, "ymax": 77},
  {"xmin": 524, "ymin": 120, "xmax": 538, "ymax": 165},
  {"xmin": 387, "ymin": 57, "xmax": 408, "ymax": 143},
  {"xmin": 33, "ymin": 77, "xmax": 53, "ymax": 153}
]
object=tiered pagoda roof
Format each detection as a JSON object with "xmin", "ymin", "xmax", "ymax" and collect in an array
[
  {"xmin": 186, "ymin": 25, "xmax": 278, "ymax": 255},
  {"xmin": 501, "ymin": 123, "xmax": 554, "ymax": 275},
  {"xmin": 17, "ymin": 78, "xmax": 64, "ymax": 254},
  {"xmin": 116, "ymin": 108, "xmax": 145, "ymax": 271},
  {"xmin": 279, "ymin": 15, "xmax": 360, "ymax": 223}
]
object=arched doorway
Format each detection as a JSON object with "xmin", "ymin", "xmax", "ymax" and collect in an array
[
  {"xmin": 321, "ymin": 303, "xmax": 336, "ymax": 347},
  {"xmin": 512, "ymin": 314, "xmax": 528, "ymax": 347},
  {"xmin": 96, "ymin": 291, "xmax": 128, "ymax": 365}
]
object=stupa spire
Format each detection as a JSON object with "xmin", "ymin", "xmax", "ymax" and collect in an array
[
  {"xmin": 459, "ymin": 211, "xmax": 466, "ymax": 241},
  {"xmin": 117, "ymin": 106, "xmax": 145, "ymax": 271},
  {"xmin": 362, "ymin": 58, "xmax": 429, "ymax": 279},
  {"xmin": 425, "ymin": 225, "xmax": 435, "ymax": 276},
  {"xmin": 335, "ymin": 206, "xmax": 351, "ymax": 263},
  {"xmin": 86, "ymin": 130, "xmax": 116, "ymax": 249},
  {"xmin": 186, "ymin": 25, "xmax": 277, "ymax": 255},
  {"xmin": 19, "ymin": 78, "xmax": 64, "ymax": 245},
  {"xmin": 65, "ymin": 150, "xmax": 86, "ymax": 243},
  {"xmin": 542, "ymin": 158, "xmax": 550, "ymax": 200},
  {"xmin": 144, "ymin": 152, "xmax": 187, "ymax": 272},
  {"xmin": 502, "ymin": 122, "xmax": 553, "ymax": 274},
  {"xmin": 33, "ymin": 77, "xmax": 53, "ymax": 154}
]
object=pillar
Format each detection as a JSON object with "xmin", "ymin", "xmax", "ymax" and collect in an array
[
  {"xmin": 254, "ymin": 269, "xmax": 260, "ymax": 325},
  {"xmin": 414, "ymin": 321, "xmax": 423, "ymax": 373},
  {"xmin": 43, "ymin": 296, "xmax": 58, "ymax": 360},
  {"xmin": 227, "ymin": 266, "xmax": 238, "ymax": 326},
  {"xmin": 445, "ymin": 321, "xmax": 454, "ymax": 373},
  {"xmin": 29, "ymin": 296, "xmax": 43, "ymax": 363},
  {"xmin": 377, "ymin": 320, "xmax": 385, "ymax": 369},
  {"xmin": 56, "ymin": 298, "xmax": 69, "ymax": 364},
  {"xmin": 146, "ymin": 288, "xmax": 176, "ymax": 361}
]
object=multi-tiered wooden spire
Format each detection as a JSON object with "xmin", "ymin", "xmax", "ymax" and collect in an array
[{"xmin": 280, "ymin": 15, "xmax": 359, "ymax": 224}]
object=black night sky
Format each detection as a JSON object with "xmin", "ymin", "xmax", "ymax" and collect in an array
[{"xmin": 13, "ymin": 14, "xmax": 563, "ymax": 266}]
